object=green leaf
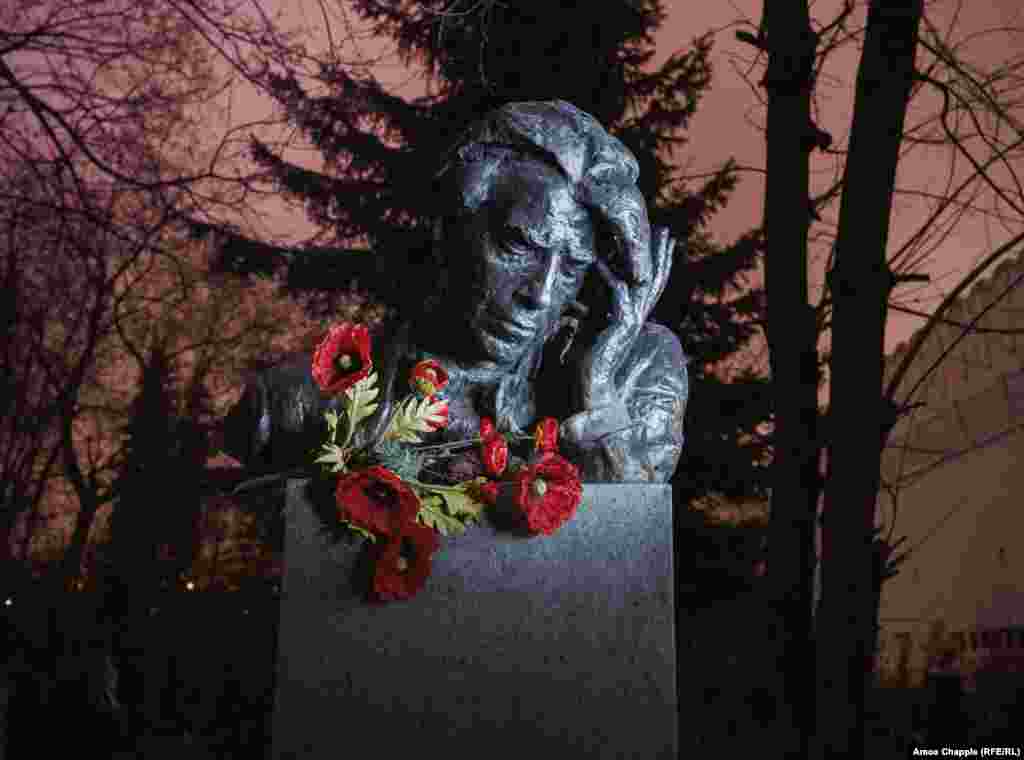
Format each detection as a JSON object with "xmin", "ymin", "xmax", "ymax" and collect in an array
[
  {"xmin": 413, "ymin": 485, "xmax": 483, "ymax": 537},
  {"xmin": 417, "ymin": 506, "xmax": 467, "ymax": 537},
  {"xmin": 417, "ymin": 493, "xmax": 471, "ymax": 536},
  {"xmin": 345, "ymin": 371, "xmax": 380, "ymax": 429},
  {"xmin": 370, "ymin": 438, "xmax": 423, "ymax": 481},
  {"xmin": 437, "ymin": 488, "xmax": 484, "ymax": 520},
  {"xmin": 410, "ymin": 481, "xmax": 485, "ymax": 519},
  {"xmin": 383, "ymin": 395, "xmax": 447, "ymax": 444},
  {"xmin": 420, "ymin": 493, "xmax": 444, "ymax": 511},
  {"xmin": 314, "ymin": 443, "xmax": 349, "ymax": 473},
  {"xmin": 324, "ymin": 409, "xmax": 340, "ymax": 439},
  {"xmin": 339, "ymin": 519, "xmax": 376, "ymax": 542}
]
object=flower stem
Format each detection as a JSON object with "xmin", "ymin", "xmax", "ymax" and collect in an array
[
  {"xmin": 411, "ymin": 434, "xmax": 532, "ymax": 454},
  {"xmin": 410, "ymin": 438, "xmax": 483, "ymax": 453},
  {"xmin": 338, "ymin": 396, "xmax": 355, "ymax": 448},
  {"xmin": 406, "ymin": 478, "xmax": 474, "ymax": 494}
]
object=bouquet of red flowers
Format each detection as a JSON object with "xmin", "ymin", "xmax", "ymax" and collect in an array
[{"xmin": 310, "ymin": 322, "xmax": 584, "ymax": 602}]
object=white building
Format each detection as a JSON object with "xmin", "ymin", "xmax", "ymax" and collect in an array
[{"xmin": 875, "ymin": 252, "xmax": 1024, "ymax": 685}]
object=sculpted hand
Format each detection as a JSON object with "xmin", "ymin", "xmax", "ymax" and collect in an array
[{"xmin": 578, "ymin": 225, "xmax": 674, "ymax": 410}]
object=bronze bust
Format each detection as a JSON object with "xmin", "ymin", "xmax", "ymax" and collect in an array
[{"xmin": 224, "ymin": 100, "xmax": 688, "ymax": 482}]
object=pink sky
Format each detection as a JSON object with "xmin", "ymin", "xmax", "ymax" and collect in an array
[{"xmin": 245, "ymin": 1, "xmax": 1024, "ymax": 353}]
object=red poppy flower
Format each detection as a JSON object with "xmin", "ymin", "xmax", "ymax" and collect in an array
[
  {"xmin": 335, "ymin": 466, "xmax": 419, "ymax": 537},
  {"xmin": 511, "ymin": 452, "xmax": 583, "ymax": 536},
  {"xmin": 479, "ymin": 417, "xmax": 496, "ymax": 441},
  {"xmin": 409, "ymin": 359, "xmax": 449, "ymax": 397},
  {"xmin": 370, "ymin": 520, "xmax": 441, "ymax": 602},
  {"xmin": 311, "ymin": 322, "xmax": 372, "ymax": 395},
  {"xmin": 533, "ymin": 417, "xmax": 560, "ymax": 454},
  {"xmin": 481, "ymin": 434, "xmax": 508, "ymax": 478}
]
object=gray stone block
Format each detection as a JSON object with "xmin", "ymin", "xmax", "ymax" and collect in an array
[{"xmin": 273, "ymin": 480, "xmax": 677, "ymax": 759}]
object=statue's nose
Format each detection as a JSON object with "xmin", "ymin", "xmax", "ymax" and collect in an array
[{"xmin": 518, "ymin": 253, "xmax": 559, "ymax": 310}]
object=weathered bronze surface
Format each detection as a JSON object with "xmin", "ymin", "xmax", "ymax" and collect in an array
[{"xmin": 225, "ymin": 100, "xmax": 688, "ymax": 482}]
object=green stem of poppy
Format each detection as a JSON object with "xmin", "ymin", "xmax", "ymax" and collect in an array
[
  {"xmin": 406, "ymin": 479, "xmax": 472, "ymax": 494},
  {"xmin": 411, "ymin": 434, "xmax": 532, "ymax": 454},
  {"xmin": 338, "ymin": 392, "xmax": 357, "ymax": 449}
]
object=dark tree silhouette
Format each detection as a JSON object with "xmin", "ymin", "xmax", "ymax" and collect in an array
[{"xmin": 107, "ymin": 338, "xmax": 211, "ymax": 613}]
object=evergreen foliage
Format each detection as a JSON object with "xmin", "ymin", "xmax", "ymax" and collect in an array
[{"xmin": 107, "ymin": 340, "xmax": 211, "ymax": 608}]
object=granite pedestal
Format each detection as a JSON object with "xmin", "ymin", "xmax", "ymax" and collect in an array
[{"xmin": 272, "ymin": 480, "xmax": 677, "ymax": 759}]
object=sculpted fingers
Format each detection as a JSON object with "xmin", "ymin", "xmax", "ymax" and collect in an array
[
  {"xmin": 587, "ymin": 181, "xmax": 651, "ymax": 287},
  {"xmin": 626, "ymin": 226, "xmax": 672, "ymax": 323},
  {"xmin": 649, "ymin": 227, "xmax": 674, "ymax": 315},
  {"xmin": 593, "ymin": 256, "xmax": 633, "ymax": 325}
]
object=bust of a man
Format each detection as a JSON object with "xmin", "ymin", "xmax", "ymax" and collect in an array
[{"xmin": 224, "ymin": 100, "xmax": 688, "ymax": 482}]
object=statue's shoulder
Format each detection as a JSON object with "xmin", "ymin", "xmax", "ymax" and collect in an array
[
  {"xmin": 256, "ymin": 352, "xmax": 317, "ymax": 392},
  {"xmin": 223, "ymin": 352, "xmax": 320, "ymax": 468},
  {"xmin": 627, "ymin": 322, "xmax": 688, "ymax": 397},
  {"xmin": 623, "ymin": 322, "xmax": 687, "ymax": 477}
]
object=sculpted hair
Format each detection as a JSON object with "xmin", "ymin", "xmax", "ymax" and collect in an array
[{"xmin": 433, "ymin": 100, "xmax": 651, "ymax": 287}]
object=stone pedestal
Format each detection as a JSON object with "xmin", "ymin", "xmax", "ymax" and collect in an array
[{"xmin": 272, "ymin": 480, "xmax": 677, "ymax": 760}]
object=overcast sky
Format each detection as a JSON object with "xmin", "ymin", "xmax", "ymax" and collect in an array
[{"xmin": 247, "ymin": 0, "xmax": 1024, "ymax": 352}]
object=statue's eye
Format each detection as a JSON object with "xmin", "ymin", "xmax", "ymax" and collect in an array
[{"xmin": 500, "ymin": 225, "xmax": 533, "ymax": 251}]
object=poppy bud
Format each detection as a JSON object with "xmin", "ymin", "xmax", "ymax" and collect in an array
[
  {"xmin": 479, "ymin": 417, "xmax": 497, "ymax": 441},
  {"xmin": 533, "ymin": 417, "xmax": 559, "ymax": 453},
  {"xmin": 409, "ymin": 359, "xmax": 449, "ymax": 397},
  {"xmin": 481, "ymin": 435, "xmax": 508, "ymax": 478}
]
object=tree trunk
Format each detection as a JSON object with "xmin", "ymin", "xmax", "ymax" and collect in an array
[
  {"xmin": 58, "ymin": 414, "xmax": 104, "ymax": 593},
  {"xmin": 60, "ymin": 496, "xmax": 100, "ymax": 592},
  {"xmin": 760, "ymin": 2, "xmax": 822, "ymax": 756},
  {"xmin": 1, "ymin": 507, "xmax": 18, "ymax": 565},
  {"xmin": 18, "ymin": 502, "xmax": 42, "ymax": 562},
  {"xmin": 815, "ymin": 2, "xmax": 923, "ymax": 758}
]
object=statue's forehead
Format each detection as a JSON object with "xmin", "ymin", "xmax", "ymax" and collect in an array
[{"xmin": 493, "ymin": 161, "xmax": 590, "ymax": 234}]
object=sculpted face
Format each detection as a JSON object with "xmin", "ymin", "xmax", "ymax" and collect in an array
[{"xmin": 448, "ymin": 159, "xmax": 596, "ymax": 367}]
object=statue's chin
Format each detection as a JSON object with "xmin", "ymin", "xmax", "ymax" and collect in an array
[{"xmin": 437, "ymin": 309, "xmax": 539, "ymax": 368}]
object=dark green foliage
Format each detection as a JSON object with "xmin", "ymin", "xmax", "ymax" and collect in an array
[
  {"xmin": 678, "ymin": 505, "xmax": 768, "ymax": 608},
  {"xmin": 369, "ymin": 437, "xmax": 424, "ymax": 482},
  {"xmin": 106, "ymin": 342, "xmax": 211, "ymax": 611},
  {"xmin": 243, "ymin": 0, "xmax": 769, "ymax": 508},
  {"xmin": 678, "ymin": 367, "xmax": 771, "ymax": 507}
]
